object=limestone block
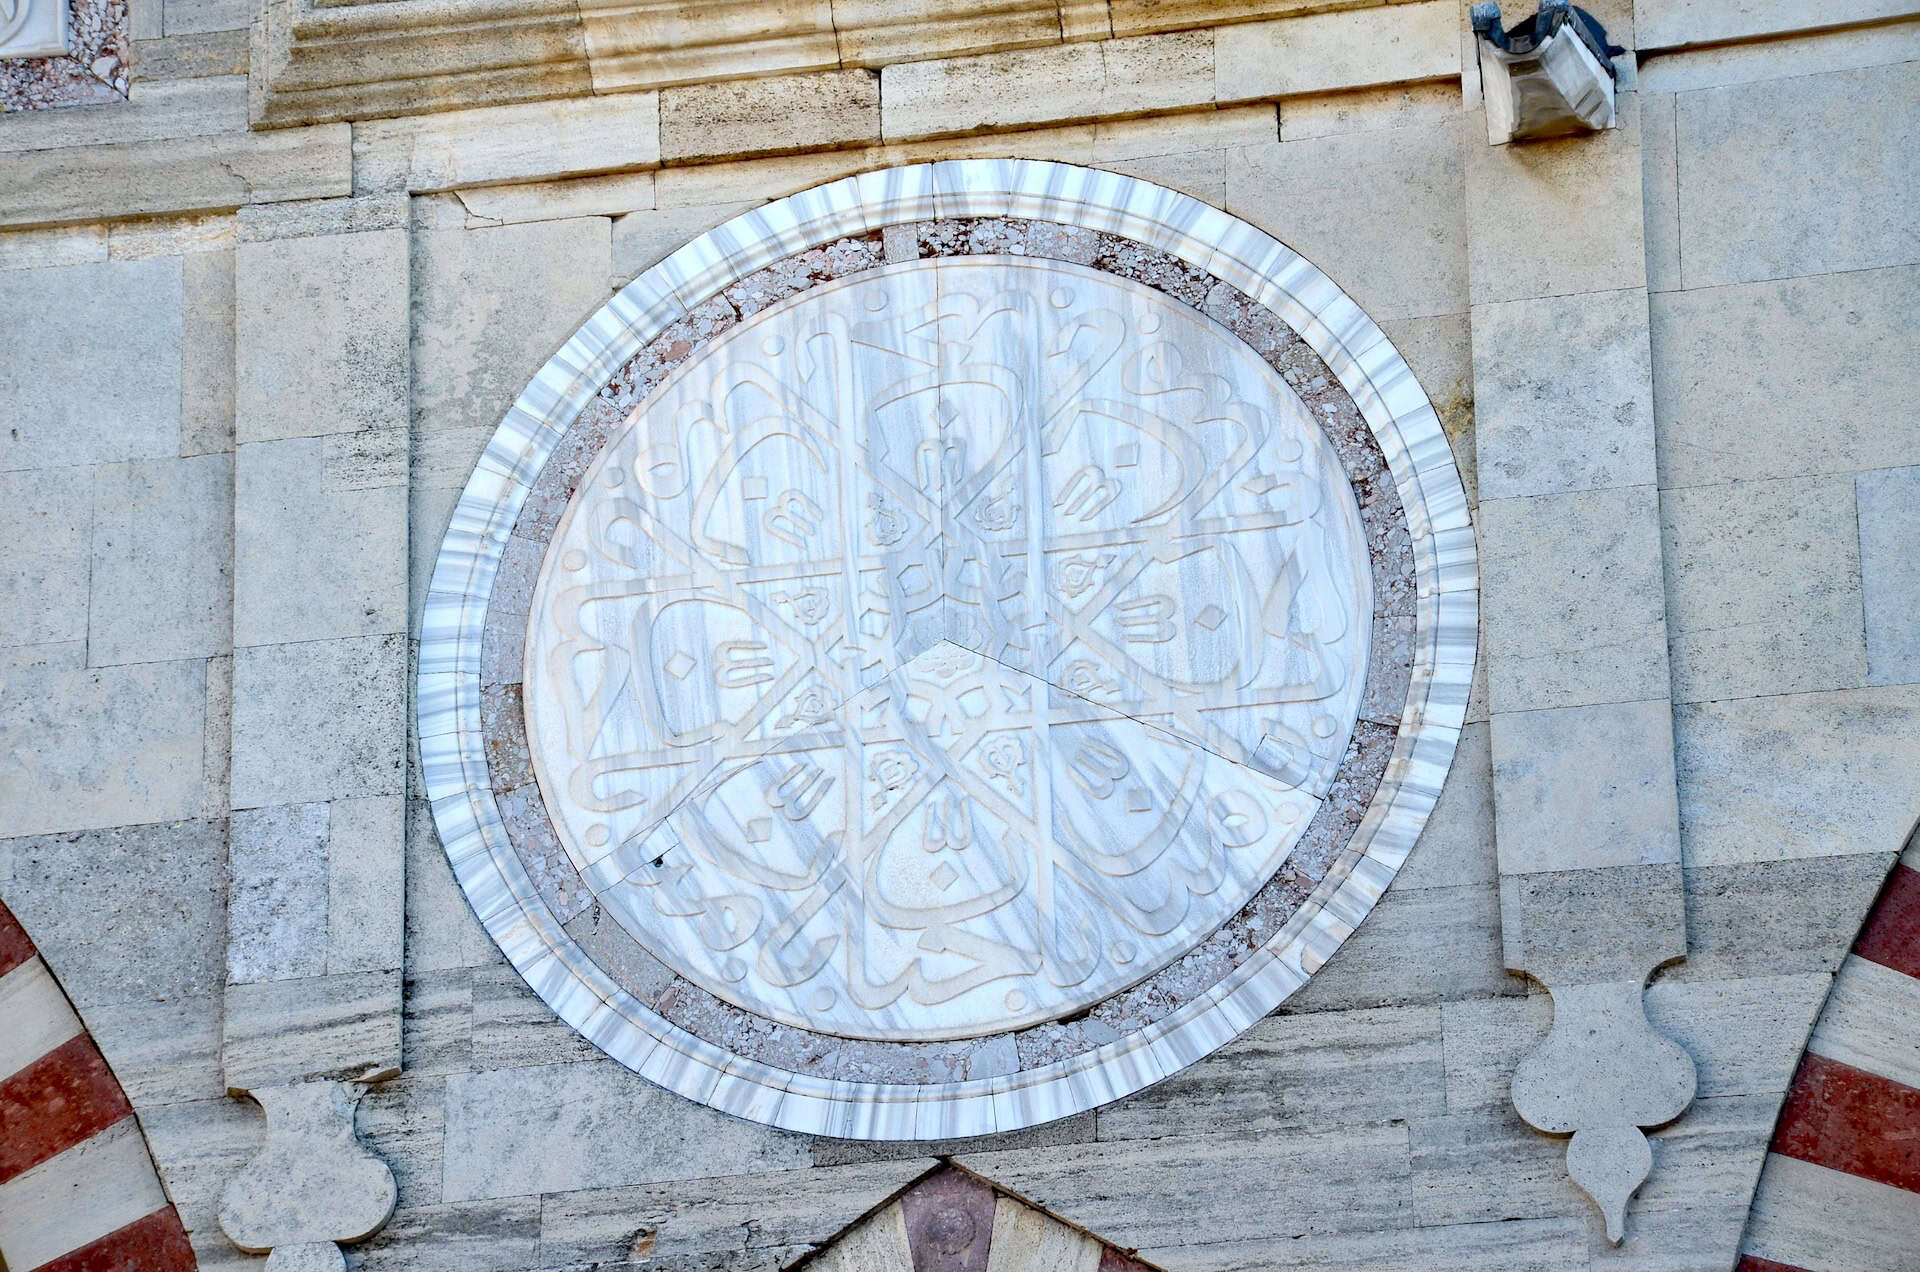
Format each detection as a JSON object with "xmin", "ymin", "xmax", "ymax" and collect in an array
[
  {"xmin": 1394, "ymin": 720, "xmax": 1495, "ymax": 892},
  {"xmin": 164, "ymin": 0, "xmax": 247, "ymax": 35},
  {"xmin": 1093, "ymin": 1003, "xmax": 1446, "ymax": 1141},
  {"xmin": 809, "ymin": 1111, "xmax": 1092, "ymax": 1168},
  {"xmin": 1674, "ymin": 61, "xmax": 1918, "ymax": 288},
  {"xmin": 0, "ymin": 257, "xmax": 183, "ymax": 471},
  {"xmin": 229, "ymin": 803, "xmax": 330, "ymax": 985},
  {"xmin": 129, "ymin": 0, "xmax": 161, "ymax": 39},
  {"xmin": 401, "ymin": 800, "xmax": 493, "ymax": 974},
  {"xmin": 109, "ymin": 211, "xmax": 236, "ymax": 261},
  {"xmin": 1743, "ymin": 1153, "xmax": 1920, "ymax": 1272},
  {"xmin": 1406, "ymin": 1107, "xmax": 1583, "ymax": 1228},
  {"xmin": 0, "ymin": 466, "xmax": 90, "ymax": 647},
  {"xmin": 1379, "ymin": 310, "xmax": 1475, "ymax": 501},
  {"xmin": 233, "ymin": 436, "xmax": 407, "ymax": 646},
  {"xmin": 1224, "ymin": 121, "xmax": 1465, "ymax": 323},
  {"xmin": 1635, "ymin": 0, "xmax": 1916, "ymax": 53},
  {"xmin": 660, "ymin": 68, "xmax": 879, "ymax": 161},
  {"xmin": 1857, "ymin": 465, "xmax": 1920, "ymax": 685},
  {"xmin": 0, "ymin": 661, "xmax": 207, "ymax": 838},
  {"xmin": 137, "ymin": 1094, "xmax": 263, "ymax": 1256},
  {"xmin": 131, "ymin": 28, "xmax": 250, "ymax": 80},
  {"xmin": 578, "ymin": 0, "xmax": 836, "ymax": 96},
  {"xmin": 455, "ymin": 171, "xmax": 655, "ymax": 227},
  {"xmin": 1441, "ymin": 994, "xmax": 1553, "ymax": 1116},
  {"xmin": 351, "ymin": 94, "xmax": 661, "ymax": 195},
  {"xmin": 0, "ymin": 127, "xmax": 352, "ymax": 230},
  {"xmin": 1215, "ymin": 2, "xmax": 1459, "ymax": 102},
  {"xmin": 1478, "ymin": 486, "xmax": 1669, "ymax": 713},
  {"xmin": 467, "ymin": 964, "xmax": 603, "ymax": 1071},
  {"xmin": 1639, "ymin": 91, "xmax": 1679, "ymax": 293},
  {"xmin": 410, "ymin": 217, "xmax": 613, "ymax": 441},
  {"xmin": 393, "ymin": 973, "xmax": 473, "ymax": 1082},
  {"xmin": 834, "ymin": 0, "xmax": 1064, "ymax": 66},
  {"xmin": 1471, "ymin": 288, "xmax": 1656, "ymax": 501},
  {"xmin": 87, "ymin": 992, "xmax": 226, "ymax": 1106},
  {"xmin": 89, "ymin": 454, "xmax": 233, "ymax": 665},
  {"xmin": 235, "ymin": 193, "xmax": 409, "ymax": 243},
  {"xmin": 1674, "ymin": 684, "xmax": 1920, "ymax": 867},
  {"xmin": 0, "ymin": 74, "xmax": 245, "ymax": 152},
  {"xmin": 0, "ymin": 224, "xmax": 108, "ymax": 271},
  {"xmin": 1499, "ymin": 863, "xmax": 1686, "ymax": 986},
  {"xmin": 985, "ymin": 1195, "xmax": 1103, "ymax": 1272},
  {"xmin": 1678, "ymin": 855, "xmax": 1893, "ymax": 984},
  {"xmin": 439, "ymin": 1059, "xmax": 809, "ymax": 1203},
  {"xmin": 1491, "ymin": 700, "xmax": 1682, "ymax": 875},
  {"xmin": 235, "ymin": 228, "xmax": 409, "ymax": 445},
  {"xmin": 612, "ymin": 199, "xmax": 759, "ymax": 284},
  {"xmin": 1661, "ymin": 474, "xmax": 1868, "ymax": 703},
  {"xmin": 219, "ymin": 1081, "xmax": 397, "ymax": 1256},
  {"xmin": 1650, "ymin": 265, "xmax": 1920, "ymax": 487},
  {"xmin": 181, "ymin": 248, "xmax": 237, "ymax": 457},
  {"xmin": 880, "ymin": 32, "xmax": 1212, "ymax": 140},
  {"xmin": 1644, "ymin": 973, "xmax": 1831, "ymax": 1101},
  {"xmin": 1277, "ymin": 882, "xmax": 1516, "ymax": 1012},
  {"xmin": 813, "ymin": 1203, "xmax": 911, "ymax": 1272},
  {"xmin": 230, "ymin": 635, "xmax": 406, "ymax": 808},
  {"xmin": 0, "ymin": 1119, "xmax": 172, "ymax": 1272},
  {"xmin": 355, "ymin": 1074, "xmax": 448, "ymax": 1205},
  {"xmin": 345, "ymin": 1196, "xmax": 542, "ymax": 1272},
  {"xmin": 325, "ymin": 796, "xmax": 403, "ymax": 978},
  {"xmin": 223, "ymin": 970, "xmax": 402, "ymax": 1090},
  {"xmin": 1808, "ymin": 954, "xmax": 1920, "ymax": 1089},
  {"xmin": 1464, "ymin": 95, "xmax": 1645, "ymax": 306},
  {"xmin": 1638, "ymin": 19, "xmax": 1920, "ymax": 95},
  {"xmin": 1281, "ymin": 80, "xmax": 1462, "ymax": 142},
  {"xmin": 1146, "ymin": 1215, "xmax": 1589, "ymax": 1271}
]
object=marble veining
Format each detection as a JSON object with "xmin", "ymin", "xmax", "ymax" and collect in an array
[{"xmin": 523, "ymin": 258, "xmax": 1368, "ymax": 1040}]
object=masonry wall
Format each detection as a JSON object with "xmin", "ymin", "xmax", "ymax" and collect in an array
[{"xmin": 1, "ymin": 3, "xmax": 1916, "ymax": 1269}]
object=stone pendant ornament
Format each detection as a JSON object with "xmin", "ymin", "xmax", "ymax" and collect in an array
[
  {"xmin": 1510, "ymin": 978, "xmax": 1697, "ymax": 1242},
  {"xmin": 218, "ymin": 1080, "xmax": 398, "ymax": 1267}
]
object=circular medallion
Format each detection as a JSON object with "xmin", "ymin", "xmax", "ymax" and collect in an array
[
  {"xmin": 419, "ymin": 160, "xmax": 1477, "ymax": 1138},
  {"xmin": 522, "ymin": 256, "xmax": 1371, "ymax": 1042}
]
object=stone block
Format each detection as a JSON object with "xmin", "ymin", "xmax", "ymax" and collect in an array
[
  {"xmin": 467, "ymin": 964, "xmax": 603, "ymax": 1071},
  {"xmin": 3, "ymin": 816, "xmax": 227, "ymax": 1007},
  {"xmin": 352, "ymin": 94, "xmax": 661, "ymax": 195},
  {"xmin": 1478, "ymin": 486, "xmax": 1669, "ymax": 713},
  {"xmin": 1378, "ymin": 310, "xmax": 1474, "ymax": 501},
  {"xmin": 163, "ymin": 0, "xmax": 247, "ymax": 35},
  {"xmin": 0, "ymin": 257, "xmax": 183, "ymax": 471},
  {"xmin": 661, "ymin": 68, "xmax": 879, "ymax": 161},
  {"xmin": 352, "ymin": 1197, "xmax": 541, "ymax": 1272},
  {"xmin": 181, "ymin": 248, "xmax": 237, "ymax": 457},
  {"xmin": 0, "ymin": 225, "xmax": 107, "ymax": 271},
  {"xmin": 1858, "ymin": 464, "xmax": 1920, "ymax": 684},
  {"xmin": 1638, "ymin": 19, "xmax": 1920, "ymax": 95},
  {"xmin": 809, "ymin": 1110, "xmax": 1093, "ymax": 1168},
  {"xmin": 1677, "ymin": 854, "xmax": 1893, "ymax": 984},
  {"xmin": 836, "ymin": 0, "xmax": 1064, "ymax": 65},
  {"xmin": 398, "ymin": 970, "xmax": 473, "ymax": 1081},
  {"xmin": 326, "ymin": 795, "xmax": 404, "ymax": 977},
  {"xmin": 410, "ymin": 217, "xmax": 613, "ymax": 441},
  {"xmin": 1224, "ymin": 121, "xmax": 1465, "ymax": 323},
  {"xmin": 137, "ymin": 1094, "xmax": 265, "ymax": 1246},
  {"xmin": 1644, "ymin": 973, "xmax": 1830, "ymax": 1101},
  {"xmin": 1395, "ymin": 720, "xmax": 1495, "ymax": 892},
  {"xmin": 0, "ymin": 661, "xmax": 208, "ymax": 838},
  {"xmin": 1744, "ymin": 1152, "xmax": 1920, "ymax": 1272},
  {"xmin": 89, "ymin": 453, "xmax": 233, "ymax": 665},
  {"xmin": 235, "ymin": 228, "xmax": 409, "ymax": 444},
  {"xmin": 1491, "ymin": 699, "xmax": 1682, "ymax": 875},
  {"xmin": 1674, "ymin": 60, "xmax": 1918, "ymax": 289},
  {"xmin": 0, "ymin": 127, "xmax": 352, "ymax": 231},
  {"xmin": 1640, "ymin": 91, "xmax": 1680, "ymax": 293},
  {"xmin": 439, "ymin": 1059, "xmax": 809, "ymax": 1202},
  {"xmin": 222, "ymin": 969, "xmax": 401, "ymax": 1089},
  {"xmin": 1284, "ymin": 882, "xmax": 1516, "ymax": 1012},
  {"xmin": 1215, "ymin": 2, "xmax": 1459, "ymax": 102},
  {"xmin": 228, "ymin": 802, "xmax": 330, "ymax": 985},
  {"xmin": 1407, "ymin": 1107, "xmax": 1583, "ymax": 1227},
  {"xmin": 1095, "ymin": 1004, "xmax": 1445, "ymax": 1141},
  {"xmin": 356, "ymin": 1073, "xmax": 447, "ymax": 1207},
  {"xmin": 1464, "ymin": 95, "xmax": 1645, "ymax": 305},
  {"xmin": 1441, "ymin": 993, "xmax": 1553, "ymax": 1116},
  {"xmin": 0, "ymin": 74, "xmax": 245, "ymax": 154},
  {"xmin": 1662, "ymin": 474, "xmax": 1867, "ymax": 703},
  {"xmin": 578, "ymin": 0, "xmax": 835, "ymax": 97},
  {"xmin": 86, "ymin": 992, "xmax": 226, "ymax": 1107},
  {"xmin": 612, "ymin": 199, "xmax": 760, "ymax": 284},
  {"xmin": 1674, "ymin": 683, "xmax": 1920, "ymax": 867},
  {"xmin": 403, "ymin": 799, "xmax": 494, "ymax": 974},
  {"xmin": 235, "ymin": 193, "xmax": 409, "ymax": 244},
  {"xmin": 108, "ymin": 211, "xmax": 236, "ymax": 261},
  {"xmin": 1471, "ymin": 288, "xmax": 1656, "ymax": 501},
  {"xmin": 1153, "ymin": 1215, "xmax": 1589, "ymax": 1272},
  {"xmin": 1650, "ymin": 265, "xmax": 1920, "ymax": 487},
  {"xmin": 1499, "ymin": 862, "xmax": 1687, "ymax": 985},
  {"xmin": 456, "ymin": 171, "xmax": 654, "ymax": 228},
  {"xmin": 0, "ymin": 466, "xmax": 90, "ymax": 647},
  {"xmin": 1280, "ymin": 81, "xmax": 1461, "ymax": 142},
  {"xmin": 233, "ymin": 435, "xmax": 407, "ymax": 646},
  {"xmin": 1637, "ymin": 0, "xmax": 1914, "ymax": 59},
  {"xmin": 230, "ymin": 635, "xmax": 406, "ymax": 808}
]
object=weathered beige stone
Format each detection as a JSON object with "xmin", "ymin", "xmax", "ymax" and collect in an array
[
  {"xmin": 812, "ymin": 1202, "xmax": 911, "ymax": 1272},
  {"xmin": 164, "ymin": 0, "xmax": 248, "ymax": 35},
  {"xmin": 326, "ymin": 795, "xmax": 405, "ymax": 977},
  {"xmin": 0, "ymin": 466, "xmax": 90, "ymax": 648},
  {"xmin": 132, "ymin": 27, "xmax": 250, "ymax": 81},
  {"xmin": 1638, "ymin": 18, "xmax": 1920, "ymax": 95},
  {"xmin": 0, "ymin": 224, "xmax": 107, "ymax": 271},
  {"xmin": 580, "ymin": 0, "xmax": 837, "ymax": 96},
  {"xmin": 181, "ymin": 248, "xmax": 237, "ymax": 456},
  {"xmin": 231, "ymin": 635, "xmax": 406, "ymax": 807},
  {"xmin": 1491, "ymin": 699, "xmax": 1683, "ymax": 875},
  {"xmin": 236, "ymin": 193, "xmax": 409, "ymax": 243},
  {"xmin": 985, "ymin": 1194, "xmax": 1103, "ymax": 1272},
  {"xmin": 1280, "ymin": 79, "xmax": 1460, "ymax": 141},
  {"xmin": 88, "ymin": 992, "xmax": 226, "ymax": 1106},
  {"xmin": 0, "ymin": 75, "xmax": 246, "ymax": 153},
  {"xmin": 353, "ymin": 94, "xmax": 661, "ymax": 195},
  {"xmin": 611, "ymin": 199, "xmax": 760, "ymax": 283},
  {"xmin": 1500, "ymin": 863, "xmax": 1687, "ymax": 986},
  {"xmin": 88, "ymin": 455, "xmax": 232, "ymax": 666},
  {"xmin": 1215, "ymin": 1, "xmax": 1458, "ymax": 102},
  {"xmin": 1286, "ymin": 882, "xmax": 1515, "ymax": 1011},
  {"xmin": 835, "ymin": 0, "xmax": 1064, "ymax": 66},
  {"xmin": 1639, "ymin": 90, "xmax": 1680, "ymax": 293},
  {"xmin": 1635, "ymin": 0, "xmax": 1916, "ymax": 51},
  {"xmin": 1150, "ymin": 1215, "xmax": 1588, "ymax": 1271},
  {"xmin": 456, "ymin": 172, "xmax": 655, "ymax": 228},
  {"xmin": 1661, "ymin": 474, "xmax": 1868, "ymax": 703}
]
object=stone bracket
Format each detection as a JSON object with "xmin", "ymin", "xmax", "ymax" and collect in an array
[{"xmin": 219, "ymin": 1080, "xmax": 398, "ymax": 1265}]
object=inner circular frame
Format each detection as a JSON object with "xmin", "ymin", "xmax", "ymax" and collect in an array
[{"xmin": 420, "ymin": 160, "xmax": 1477, "ymax": 1140}]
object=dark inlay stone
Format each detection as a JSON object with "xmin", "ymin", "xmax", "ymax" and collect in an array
[
  {"xmin": 0, "ymin": 898, "xmax": 36, "ymax": 977},
  {"xmin": 35, "ymin": 1205, "xmax": 198, "ymax": 1272},
  {"xmin": 1099, "ymin": 1248, "xmax": 1160, "ymax": 1272},
  {"xmin": 1735, "ymin": 1255, "xmax": 1817, "ymax": 1272},
  {"xmin": 0, "ymin": 1033, "xmax": 134, "ymax": 1184},
  {"xmin": 1775, "ymin": 1052, "xmax": 1920, "ymax": 1193},
  {"xmin": 1854, "ymin": 864, "xmax": 1920, "ymax": 980},
  {"xmin": 901, "ymin": 1166, "xmax": 996, "ymax": 1272}
]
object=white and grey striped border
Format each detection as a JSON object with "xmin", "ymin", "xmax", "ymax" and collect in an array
[{"xmin": 417, "ymin": 159, "xmax": 1479, "ymax": 1139}]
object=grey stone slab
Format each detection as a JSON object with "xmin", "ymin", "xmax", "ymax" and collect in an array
[
  {"xmin": 1395, "ymin": 720, "xmax": 1496, "ymax": 891},
  {"xmin": 810, "ymin": 1111, "xmax": 1093, "ymax": 1168},
  {"xmin": 200, "ymin": 651, "xmax": 232, "ymax": 821},
  {"xmin": 399, "ymin": 970, "xmax": 473, "ymax": 1080},
  {"xmin": 1491, "ymin": 699, "xmax": 1682, "ymax": 875},
  {"xmin": 1223, "ymin": 122, "xmax": 1466, "ymax": 322},
  {"xmin": 352, "ymin": 1197, "xmax": 541, "ymax": 1272},
  {"xmin": 1408, "ymin": 1107, "xmax": 1586, "ymax": 1228},
  {"xmin": 85, "ymin": 992, "xmax": 226, "ymax": 1107},
  {"xmin": 439, "ymin": 1059, "xmax": 810, "ymax": 1203},
  {"xmin": 231, "ymin": 635, "xmax": 406, "ymax": 807},
  {"xmin": 0, "ymin": 258, "xmax": 183, "ymax": 472},
  {"xmin": 1856, "ymin": 464, "xmax": 1920, "ymax": 685},
  {"xmin": 1479, "ymin": 486, "xmax": 1670, "ymax": 713},
  {"xmin": 1674, "ymin": 683, "xmax": 1920, "ymax": 867},
  {"xmin": 1152, "ymin": 1215, "xmax": 1589, "ymax": 1272},
  {"xmin": 1661, "ymin": 474, "xmax": 1868, "ymax": 703},
  {"xmin": 0, "ymin": 465, "xmax": 90, "ymax": 647},
  {"xmin": 327, "ymin": 794, "xmax": 404, "ymax": 976},
  {"xmin": 1465, "ymin": 96, "xmax": 1645, "ymax": 306},
  {"xmin": 139, "ymin": 1094, "xmax": 265, "ymax": 1253},
  {"xmin": 1644, "ymin": 973, "xmax": 1829, "ymax": 1102},
  {"xmin": 223, "ymin": 968, "xmax": 402, "ymax": 1089},
  {"xmin": 612, "ymin": 200, "xmax": 760, "ymax": 286},
  {"xmin": 409, "ymin": 217, "xmax": 612, "ymax": 439},
  {"xmin": 1499, "ymin": 863, "xmax": 1686, "ymax": 985},
  {"xmin": 1675, "ymin": 854, "xmax": 1895, "ymax": 984},
  {"xmin": 0, "ymin": 660, "xmax": 208, "ymax": 838},
  {"xmin": 1472, "ymin": 288, "xmax": 1656, "ymax": 501},
  {"xmin": 355, "ymin": 1074, "xmax": 446, "ymax": 1209},
  {"xmin": 1095, "ymin": 1003, "xmax": 1445, "ymax": 1141},
  {"xmin": 1441, "ymin": 992, "xmax": 1553, "ymax": 1116},
  {"xmin": 1675, "ymin": 60, "xmax": 1919, "ymax": 289},
  {"xmin": 234, "ymin": 434, "xmax": 407, "ymax": 646},
  {"xmin": 1650, "ymin": 265, "xmax": 1920, "ymax": 487},
  {"xmin": 4, "ymin": 816, "xmax": 227, "ymax": 1006},
  {"xmin": 235, "ymin": 228, "xmax": 408, "ymax": 444},
  {"xmin": 180, "ymin": 247, "xmax": 236, "ymax": 457},
  {"xmin": 467, "ymin": 963, "xmax": 603, "ymax": 1070},
  {"xmin": 1589, "ymin": 1094, "xmax": 1775, "ymax": 1266},
  {"xmin": 228, "ymin": 801, "xmax": 330, "ymax": 985},
  {"xmin": 1380, "ymin": 311, "xmax": 1475, "ymax": 504},
  {"xmin": 1213, "ymin": 3, "xmax": 1459, "ymax": 102},
  {"xmin": 1640, "ymin": 91, "xmax": 1680, "ymax": 294},
  {"xmin": 1639, "ymin": 17, "xmax": 1920, "ymax": 95},
  {"xmin": 958, "ymin": 1124, "xmax": 1414, "ymax": 1253},
  {"xmin": 538, "ymin": 1160, "xmax": 933, "ymax": 1267},
  {"xmin": 89, "ymin": 453, "xmax": 233, "ymax": 665},
  {"xmin": 402, "ymin": 799, "xmax": 494, "ymax": 974},
  {"xmin": 1284, "ymin": 882, "xmax": 1518, "ymax": 1012}
]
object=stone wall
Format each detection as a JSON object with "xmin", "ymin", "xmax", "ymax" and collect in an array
[{"xmin": 1, "ymin": 2, "xmax": 1917, "ymax": 1269}]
